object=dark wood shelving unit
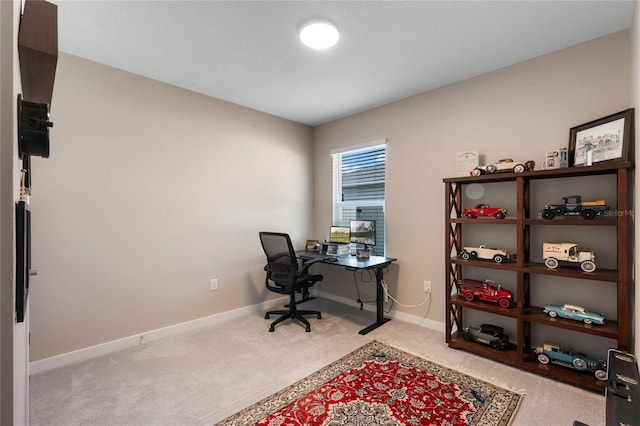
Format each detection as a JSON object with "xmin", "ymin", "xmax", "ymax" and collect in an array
[{"xmin": 444, "ymin": 161, "xmax": 633, "ymax": 392}]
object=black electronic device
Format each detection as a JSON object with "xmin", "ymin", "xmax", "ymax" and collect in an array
[
  {"xmin": 18, "ymin": 94, "xmax": 52, "ymax": 159},
  {"xmin": 350, "ymin": 219, "xmax": 376, "ymax": 246},
  {"xmin": 15, "ymin": 170, "xmax": 30, "ymax": 323},
  {"xmin": 606, "ymin": 349, "xmax": 639, "ymax": 426}
]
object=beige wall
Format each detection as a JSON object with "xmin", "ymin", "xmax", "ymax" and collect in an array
[
  {"xmin": 29, "ymin": 53, "xmax": 314, "ymax": 361},
  {"xmin": 313, "ymin": 31, "xmax": 631, "ymax": 330},
  {"xmin": 27, "ymin": 30, "xmax": 634, "ymax": 362}
]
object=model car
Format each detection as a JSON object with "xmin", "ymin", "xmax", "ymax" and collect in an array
[
  {"xmin": 462, "ymin": 204, "xmax": 507, "ymax": 219},
  {"xmin": 540, "ymin": 195, "xmax": 609, "ymax": 220},
  {"xmin": 543, "ymin": 304, "xmax": 605, "ymax": 325},
  {"xmin": 543, "ymin": 242, "xmax": 596, "ymax": 272},
  {"xmin": 460, "ymin": 244, "xmax": 512, "ymax": 264},
  {"xmin": 535, "ymin": 342, "xmax": 607, "ymax": 380},
  {"xmin": 462, "ymin": 323, "xmax": 509, "ymax": 350},
  {"xmin": 457, "ymin": 278, "xmax": 513, "ymax": 308},
  {"xmin": 471, "ymin": 158, "xmax": 535, "ymax": 176}
]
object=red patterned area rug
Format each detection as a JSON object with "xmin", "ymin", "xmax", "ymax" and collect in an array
[{"xmin": 216, "ymin": 340, "xmax": 522, "ymax": 426}]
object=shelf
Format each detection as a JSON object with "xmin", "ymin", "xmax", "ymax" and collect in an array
[
  {"xmin": 523, "ymin": 263, "xmax": 619, "ymax": 282},
  {"xmin": 450, "ymin": 335, "xmax": 606, "ymax": 392},
  {"xmin": 443, "ymin": 161, "xmax": 632, "ymax": 184},
  {"xmin": 524, "ymin": 218, "xmax": 617, "ymax": 226},
  {"xmin": 450, "ymin": 218, "xmax": 518, "ymax": 224},
  {"xmin": 450, "ymin": 295, "xmax": 518, "ymax": 318},
  {"xmin": 524, "ymin": 307, "xmax": 619, "ymax": 339},
  {"xmin": 449, "ymin": 333, "xmax": 520, "ymax": 364},
  {"xmin": 451, "ymin": 217, "xmax": 618, "ymax": 226},
  {"xmin": 449, "ymin": 257, "xmax": 519, "ymax": 271},
  {"xmin": 450, "ymin": 257, "xmax": 619, "ymax": 281},
  {"xmin": 519, "ymin": 359, "xmax": 606, "ymax": 392},
  {"xmin": 444, "ymin": 162, "xmax": 632, "ymax": 392}
]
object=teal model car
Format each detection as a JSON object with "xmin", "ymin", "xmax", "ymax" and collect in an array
[
  {"xmin": 543, "ymin": 303, "xmax": 605, "ymax": 325},
  {"xmin": 535, "ymin": 342, "xmax": 607, "ymax": 380}
]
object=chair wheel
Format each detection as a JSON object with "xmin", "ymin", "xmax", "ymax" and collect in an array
[
  {"xmin": 265, "ymin": 314, "xmax": 270, "ymax": 319},
  {"xmin": 305, "ymin": 326, "xmax": 311, "ymax": 332},
  {"xmin": 269, "ymin": 326, "xmax": 275, "ymax": 332},
  {"xmin": 317, "ymin": 314, "xmax": 322, "ymax": 319}
]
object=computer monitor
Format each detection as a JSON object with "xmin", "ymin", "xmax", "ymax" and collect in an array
[
  {"xmin": 350, "ymin": 220, "xmax": 376, "ymax": 246},
  {"xmin": 329, "ymin": 226, "xmax": 351, "ymax": 244}
]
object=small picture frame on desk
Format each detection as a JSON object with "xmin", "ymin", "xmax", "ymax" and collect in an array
[
  {"xmin": 357, "ymin": 249, "xmax": 370, "ymax": 259},
  {"xmin": 326, "ymin": 244, "xmax": 338, "ymax": 256},
  {"xmin": 305, "ymin": 240, "xmax": 319, "ymax": 251}
]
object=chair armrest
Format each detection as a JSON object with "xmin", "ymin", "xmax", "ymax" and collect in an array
[{"xmin": 298, "ymin": 258, "xmax": 324, "ymax": 275}]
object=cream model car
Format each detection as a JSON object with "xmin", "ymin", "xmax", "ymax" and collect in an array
[{"xmin": 472, "ymin": 158, "xmax": 535, "ymax": 176}]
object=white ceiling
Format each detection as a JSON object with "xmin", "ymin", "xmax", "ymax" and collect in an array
[{"xmin": 53, "ymin": 1, "xmax": 635, "ymax": 126}]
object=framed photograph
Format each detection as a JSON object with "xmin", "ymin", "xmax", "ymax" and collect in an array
[
  {"xmin": 569, "ymin": 108, "xmax": 634, "ymax": 166},
  {"xmin": 305, "ymin": 239, "xmax": 319, "ymax": 251}
]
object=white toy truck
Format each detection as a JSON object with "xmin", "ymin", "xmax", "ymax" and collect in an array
[{"xmin": 543, "ymin": 242, "xmax": 596, "ymax": 272}]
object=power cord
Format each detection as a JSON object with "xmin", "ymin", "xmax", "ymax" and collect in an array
[
  {"xmin": 352, "ymin": 269, "xmax": 375, "ymax": 310},
  {"xmin": 381, "ymin": 279, "xmax": 431, "ymax": 308},
  {"xmin": 351, "ymin": 266, "xmax": 430, "ymax": 311}
]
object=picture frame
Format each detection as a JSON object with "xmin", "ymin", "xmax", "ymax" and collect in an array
[
  {"xmin": 568, "ymin": 108, "xmax": 634, "ymax": 167},
  {"xmin": 305, "ymin": 239, "xmax": 319, "ymax": 251}
]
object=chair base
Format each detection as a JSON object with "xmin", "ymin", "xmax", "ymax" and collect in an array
[
  {"xmin": 285, "ymin": 295, "xmax": 316, "ymax": 307},
  {"xmin": 265, "ymin": 309, "xmax": 322, "ymax": 332}
]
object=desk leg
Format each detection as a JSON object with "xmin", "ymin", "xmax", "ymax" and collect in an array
[{"xmin": 359, "ymin": 266, "xmax": 391, "ymax": 335}]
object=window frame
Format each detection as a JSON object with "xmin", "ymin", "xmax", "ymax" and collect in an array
[{"xmin": 331, "ymin": 140, "xmax": 387, "ymax": 255}]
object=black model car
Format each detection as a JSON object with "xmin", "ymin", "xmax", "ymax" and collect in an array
[{"xmin": 462, "ymin": 323, "xmax": 509, "ymax": 350}]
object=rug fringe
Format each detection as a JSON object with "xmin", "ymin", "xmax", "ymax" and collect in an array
[{"xmin": 506, "ymin": 392, "xmax": 525, "ymax": 426}]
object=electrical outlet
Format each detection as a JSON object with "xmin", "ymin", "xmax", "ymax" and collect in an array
[
  {"xmin": 210, "ymin": 278, "xmax": 218, "ymax": 291},
  {"xmin": 424, "ymin": 280, "xmax": 432, "ymax": 294}
]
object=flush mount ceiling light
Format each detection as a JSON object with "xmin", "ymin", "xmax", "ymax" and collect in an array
[{"xmin": 299, "ymin": 20, "xmax": 339, "ymax": 49}]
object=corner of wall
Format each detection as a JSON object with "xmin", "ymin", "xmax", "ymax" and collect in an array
[{"xmin": 1, "ymin": 0, "xmax": 29, "ymax": 424}]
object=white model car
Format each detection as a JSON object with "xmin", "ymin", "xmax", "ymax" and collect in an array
[
  {"xmin": 459, "ymin": 245, "xmax": 512, "ymax": 263},
  {"xmin": 472, "ymin": 158, "xmax": 535, "ymax": 176}
]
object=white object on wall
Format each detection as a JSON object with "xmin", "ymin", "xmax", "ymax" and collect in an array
[{"xmin": 456, "ymin": 149, "xmax": 479, "ymax": 176}]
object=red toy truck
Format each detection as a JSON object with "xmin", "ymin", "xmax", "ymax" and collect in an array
[{"xmin": 457, "ymin": 278, "xmax": 513, "ymax": 308}]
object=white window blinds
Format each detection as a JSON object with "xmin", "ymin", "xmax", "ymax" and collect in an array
[{"xmin": 332, "ymin": 141, "xmax": 386, "ymax": 255}]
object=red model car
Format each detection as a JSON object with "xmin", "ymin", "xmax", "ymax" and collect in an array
[
  {"xmin": 457, "ymin": 278, "xmax": 513, "ymax": 308},
  {"xmin": 462, "ymin": 204, "xmax": 507, "ymax": 219}
]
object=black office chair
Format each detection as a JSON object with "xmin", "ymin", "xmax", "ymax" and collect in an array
[{"xmin": 259, "ymin": 232, "xmax": 323, "ymax": 332}]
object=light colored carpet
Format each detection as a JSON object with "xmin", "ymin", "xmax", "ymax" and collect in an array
[{"xmin": 29, "ymin": 298, "xmax": 605, "ymax": 425}]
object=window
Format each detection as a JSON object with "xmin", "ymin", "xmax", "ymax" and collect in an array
[{"xmin": 332, "ymin": 141, "xmax": 386, "ymax": 255}]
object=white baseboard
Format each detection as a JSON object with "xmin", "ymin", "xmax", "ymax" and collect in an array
[
  {"xmin": 29, "ymin": 297, "xmax": 288, "ymax": 375},
  {"xmin": 30, "ymin": 293, "xmax": 445, "ymax": 375},
  {"xmin": 314, "ymin": 290, "xmax": 445, "ymax": 332}
]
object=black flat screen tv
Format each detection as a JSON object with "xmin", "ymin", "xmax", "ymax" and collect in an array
[{"xmin": 350, "ymin": 220, "xmax": 376, "ymax": 246}]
